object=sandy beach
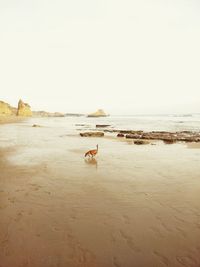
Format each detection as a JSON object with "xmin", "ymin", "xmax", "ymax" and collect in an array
[{"xmin": 0, "ymin": 117, "xmax": 200, "ymax": 267}]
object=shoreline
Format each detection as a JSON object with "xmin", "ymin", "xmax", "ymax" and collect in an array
[{"xmin": 0, "ymin": 115, "xmax": 27, "ymax": 125}]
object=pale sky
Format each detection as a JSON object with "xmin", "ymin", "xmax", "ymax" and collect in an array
[{"xmin": 0, "ymin": 0, "xmax": 200, "ymax": 114}]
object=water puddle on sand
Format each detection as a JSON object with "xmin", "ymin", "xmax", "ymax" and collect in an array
[{"xmin": 186, "ymin": 142, "xmax": 200, "ymax": 149}]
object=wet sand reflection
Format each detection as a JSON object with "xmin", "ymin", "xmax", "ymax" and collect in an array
[{"xmin": 84, "ymin": 157, "xmax": 98, "ymax": 169}]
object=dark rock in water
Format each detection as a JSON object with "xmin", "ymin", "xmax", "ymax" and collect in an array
[
  {"xmin": 102, "ymin": 128, "xmax": 200, "ymax": 143},
  {"xmin": 121, "ymin": 130, "xmax": 143, "ymax": 135},
  {"xmin": 117, "ymin": 133, "xmax": 125, "ymax": 137},
  {"xmin": 126, "ymin": 134, "xmax": 142, "ymax": 139},
  {"xmin": 96, "ymin": 124, "xmax": 110, "ymax": 128},
  {"xmin": 75, "ymin": 124, "xmax": 90, "ymax": 126},
  {"xmin": 104, "ymin": 129, "xmax": 144, "ymax": 135},
  {"xmin": 80, "ymin": 132, "xmax": 104, "ymax": 137},
  {"xmin": 65, "ymin": 113, "xmax": 84, "ymax": 117},
  {"xmin": 32, "ymin": 124, "xmax": 41, "ymax": 127},
  {"xmin": 134, "ymin": 140, "xmax": 149, "ymax": 145},
  {"xmin": 179, "ymin": 131, "xmax": 191, "ymax": 134},
  {"xmin": 163, "ymin": 139, "xmax": 176, "ymax": 144}
]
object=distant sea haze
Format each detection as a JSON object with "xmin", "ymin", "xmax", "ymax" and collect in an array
[{"xmin": 92, "ymin": 114, "xmax": 200, "ymax": 132}]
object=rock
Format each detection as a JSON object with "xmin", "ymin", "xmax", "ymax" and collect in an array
[
  {"xmin": 53, "ymin": 112, "xmax": 65, "ymax": 117},
  {"xmin": 96, "ymin": 124, "xmax": 110, "ymax": 128},
  {"xmin": 179, "ymin": 131, "xmax": 191, "ymax": 134},
  {"xmin": 88, "ymin": 109, "xmax": 108, "ymax": 117},
  {"xmin": 75, "ymin": 124, "xmax": 89, "ymax": 126},
  {"xmin": 32, "ymin": 124, "xmax": 41, "ymax": 127},
  {"xmin": 80, "ymin": 132, "xmax": 104, "ymax": 137},
  {"xmin": 126, "ymin": 134, "xmax": 142, "ymax": 139},
  {"xmin": 10, "ymin": 107, "xmax": 17, "ymax": 115},
  {"xmin": 107, "ymin": 130, "xmax": 200, "ymax": 143},
  {"xmin": 163, "ymin": 139, "xmax": 176, "ymax": 144},
  {"xmin": 117, "ymin": 133, "xmax": 125, "ymax": 137},
  {"xmin": 17, "ymin": 99, "xmax": 32, "ymax": 117},
  {"xmin": 65, "ymin": 113, "xmax": 84, "ymax": 117},
  {"xmin": 134, "ymin": 140, "xmax": 149, "ymax": 145},
  {"xmin": 122, "ymin": 130, "xmax": 143, "ymax": 135},
  {"xmin": 0, "ymin": 101, "xmax": 13, "ymax": 115},
  {"xmin": 104, "ymin": 129, "xmax": 144, "ymax": 134}
]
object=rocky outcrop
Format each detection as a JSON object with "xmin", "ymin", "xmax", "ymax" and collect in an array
[
  {"xmin": 10, "ymin": 107, "xmax": 17, "ymax": 115},
  {"xmin": 17, "ymin": 99, "xmax": 32, "ymax": 117},
  {"xmin": 163, "ymin": 139, "xmax": 176, "ymax": 144},
  {"xmin": 65, "ymin": 113, "xmax": 84, "ymax": 117},
  {"xmin": 80, "ymin": 132, "xmax": 104, "ymax": 137},
  {"xmin": 138, "ymin": 131, "xmax": 200, "ymax": 143},
  {"xmin": 88, "ymin": 109, "xmax": 108, "ymax": 117},
  {"xmin": 81, "ymin": 128, "xmax": 200, "ymax": 143},
  {"xmin": 117, "ymin": 133, "xmax": 125, "ymax": 137},
  {"xmin": 134, "ymin": 140, "xmax": 150, "ymax": 145},
  {"xmin": 126, "ymin": 133, "xmax": 142, "ymax": 139},
  {"xmin": 111, "ymin": 130, "xmax": 200, "ymax": 143},
  {"xmin": 96, "ymin": 124, "xmax": 110, "ymax": 128},
  {"xmin": 32, "ymin": 111, "xmax": 65, "ymax": 117},
  {"xmin": 32, "ymin": 124, "xmax": 41, "ymax": 127},
  {"xmin": 33, "ymin": 112, "xmax": 84, "ymax": 118},
  {"xmin": 0, "ymin": 101, "xmax": 13, "ymax": 115}
]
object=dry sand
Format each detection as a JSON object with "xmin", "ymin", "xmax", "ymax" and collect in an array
[{"xmin": 0, "ymin": 121, "xmax": 200, "ymax": 267}]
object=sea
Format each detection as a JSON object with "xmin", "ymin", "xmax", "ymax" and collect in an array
[
  {"xmin": 26, "ymin": 113, "xmax": 200, "ymax": 133},
  {"xmin": 0, "ymin": 113, "xmax": 199, "ymax": 165}
]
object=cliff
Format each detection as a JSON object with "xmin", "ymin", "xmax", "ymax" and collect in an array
[
  {"xmin": 0, "ymin": 99, "xmax": 83, "ymax": 118},
  {"xmin": 17, "ymin": 99, "xmax": 32, "ymax": 117},
  {"xmin": 0, "ymin": 101, "xmax": 14, "ymax": 115}
]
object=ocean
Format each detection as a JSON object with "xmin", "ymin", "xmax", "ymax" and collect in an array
[{"xmin": 24, "ymin": 113, "xmax": 200, "ymax": 132}]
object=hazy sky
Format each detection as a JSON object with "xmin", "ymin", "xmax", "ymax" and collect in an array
[{"xmin": 0, "ymin": 0, "xmax": 200, "ymax": 114}]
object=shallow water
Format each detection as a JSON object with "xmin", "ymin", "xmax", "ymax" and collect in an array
[{"xmin": 2, "ymin": 113, "xmax": 200, "ymax": 134}]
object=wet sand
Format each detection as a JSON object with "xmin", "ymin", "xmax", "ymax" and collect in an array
[
  {"xmin": 1, "ymin": 121, "xmax": 200, "ymax": 267},
  {"xmin": 0, "ymin": 116, "xmax": 25, "ymax": 125},
  {"xmin": 187, "ymin": 142, "xmax": 200, "ymax": 149}
]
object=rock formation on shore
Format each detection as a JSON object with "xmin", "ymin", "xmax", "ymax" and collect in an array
[
  {"xmin": 96, "ymin": 124, "xmax": 110, "ymax": 128},
  {"xmin": 0, "ymin": 99, "xmax": 76, "ymax": 118},
  {"xmin": 0, "ymin": 101, "xmax": 13, "ymax": 115},
  {"xmin": 17, "ymin": 99, "xmax": 32, "ymax": 117},
  {"xmin": 88, "ymin": 109, "xmax": 108, "ymax": 117},
  {"xmin": 124, "ymin": 131, "xmax": 200, "ymax": 143},
  {"xmin": 80, "ymin": 132, "xmax": 104, "ymax": 137},
  {"xmin": 104, "ymin": 129, "xmax": 200, "ymax": 143},
  {"xmin": 32, "ymin": 111, "xmax": 65, "ymax": 117}
]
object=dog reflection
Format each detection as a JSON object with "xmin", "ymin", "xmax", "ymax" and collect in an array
[{"xmin": 84, "ymin": 157, "xmax": 98, "ymax": 169}]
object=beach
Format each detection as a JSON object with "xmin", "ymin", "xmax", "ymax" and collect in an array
[
  {"xmin": 1, "ymin": 116, "xmax": 200, "ymax": 267},
  {"xmin": 0, "ymin": 116, "xmax": 25, "ymax": 125}
]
